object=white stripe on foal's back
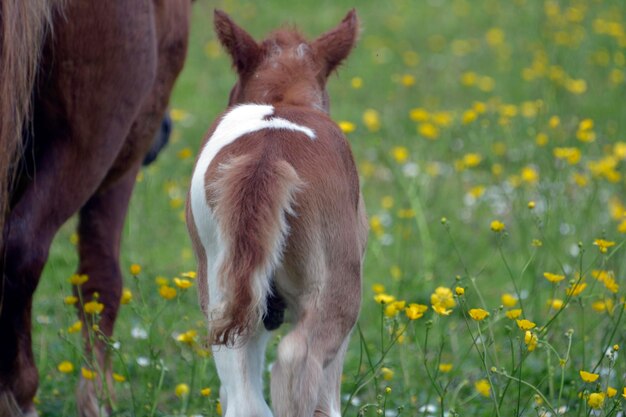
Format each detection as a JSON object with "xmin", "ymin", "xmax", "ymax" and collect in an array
[{"xmin": 192, "ymin": 104, "xmax": 315, "ymax": 197}]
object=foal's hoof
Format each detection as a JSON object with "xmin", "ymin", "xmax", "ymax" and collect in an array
[{"xmin": 76, "ymin": 378, "xmax": 110, "ymax": 417}]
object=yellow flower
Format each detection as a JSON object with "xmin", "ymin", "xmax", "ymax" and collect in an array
[
  {"xmin": 521, "ymin": 166, "xmax": 539, "ymax": 184},
  {"xmin": 432, "ymin": 304, "xmax": 453, "ymax": 316},
  {"xmin": 468, "ymin": 308, "xmax": 489, "ymax": 321},
  {"xmin": 506, "ymin": 309, "xmax": 522, "ymax": 319},
  {"xmin": 593, "ymin": 238, "xmax": 616, "ymax": 254},
  {"xmin": 527, "ymin": 200, "xmax": 536, "ymax": 209},
  {"xmin": 462, "ymin": 109, "xmax": 478, "ymax": 124},
  {"xmin": 548, "ymin": 115, "xmax": 560, "ymax": 128},
  {"xmin": 64, "ymin": 295, "xmax": 78, "ymax": 305},
  {"xmin": 543, "ymin": 272, "xmax": 565, "ymax": 283},
  {"xmin": 67, "ymin": 321, "xmax": 83, "ymax": 334},
  {"xmin": 159, "ymin": 285, "xmax": 177, "ymax": 300},
  {"xmin": 566, "ymin": 282, "xmax": 587, "ymax": 297},
  {"xmin": 391, "ymin": 146, "xmax": 409, "ymax": 164},
  {"xmin": 350, "ymin": 77, "xmax": 363, "ymax": 89},
  {"xmin": 516, "ymin": 319, "xmax": 536, "ymax": 330},
  {"xmin": 438, "ymin": 363, "xmax": 453, "ymax": 373},
  {"xmin": 129, "ymin": 264, "xmax": 142, "ymax": 276},
  {"xmin": 113, "ymin": 373, "xmax": 126, "ymax": 383},
  {"xmin": 501, "ymin": 293, "xmax": 517, "ymax": 307},
  {"xmin": 173, "ymin": 277, "xmax": 193, "ymax": 289},
  {"xmin": 372, "ymin": 284, "xmax": 385, "ymax": 294},
  {"xmin": 176, "ymin": 148, "xmax": 192, "ymax": 160},
  {"xmin": 69, "ymin": 274, "xmax": 88, "ymax": 286},
  {"xmin": 622, "ymin": 387, "xmax": 626, "ymax": 399},
  {"xmin": 548, "ymin": 299, "xmax": 564, "ymax": 310},
  {"xmin": 155, "ymin": 276, "xmax": 169, "ymax": 286},
  {"xmin": 381, "ymin": 367, "xmax": 394, "ymax": 381},
  {"xmin": 418, "ymin": 123, "xmax": 439, "ymax": 140},
  {"xmin": 384, "ymin": 301, "xmax": 406, "ymax": 318},
  {"xmin": 580, "ymin": 370, "xmax": 600, "ymax": 383},
  {"xmin": 455, "ymin": 287, "xmax": 465, "ymax": 296},
  {"xmin": 81, "ymin": 367, "xmax": 96, "ymax": 380},
  {"xmin": 490, "ymin": 220, "xmax": 505, "ymax": 232},
  {"xmin": 57, "ymin": 361, "xmax": 74, "ymax": 374},
  {"xmin": 409, "ymin": 107, "xmax": 429, "ymax": 122},
  {"xmin": 216, "ymin": 401, "xmax": 223, "ymax": 416},
  {"xmin": 338, "ymin": 121, "xmax": 356, "ymax": 134},
  {"xmin": 431, "ymin": 287, "xmax": 455, "ymax": 316},
  {"xmin": 524, "ymin": 331, "xmax": 538, "ymax": 351},
  {"xmin": 175, "ymin": 383, "xmax": 190, "ymax": 397},
  {"xmin": 587, "ymin": 392, "xmax": 604, "ymax": 409},
  {"xmin": 181, "ymin": 271, "xmax": 197, "ymax": 279},
  {"xmin": 405, "ymin": 303, "xmax": 428, "ymax": 320},
  {"xmin": 83, "ymin": 300, "xmax": 104, "ymax": 315},
  {"xmin": 475, "ymin": 379, "xmax": 491, "ymax": 397},
  {"xmin": 120, "ymin": 288, "xmax": 132, "ymax": 305},
  {"xmin": 201, "ymin": 387, "xmax": 212, "ymax": 397},
  {"xmin": 400, "ymin": 74, "xmax": 415, "ymax": 87},
  {"xmin": 553, "ymin": 147, "xmax": 581, "ymax": 165},
  {"xmin": 607, "ymin": 387, "xmax": 617, "ymax": 398},
  {"xmin": 362, "ymin": 109, "xmax": 381, "ymax": 132},
  {"xmin": 176, "ymin": 329, "xmax": 198, "ymax": 345},
  {"xmin": 374, "ymin": 293, "xmax": 395, "ymax": 305},
  {"xmin": 463, "ymin": 153, "xmax": 482, "ymax": 168}
]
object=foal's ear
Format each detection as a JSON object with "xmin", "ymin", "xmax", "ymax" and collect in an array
[
  {"xmin": 214, "ymin": 9, "xmax": 260, "ymax": 74},
  {"xmin": 312, "ymin": 9, "xmax": 359, "ymax": 78}
]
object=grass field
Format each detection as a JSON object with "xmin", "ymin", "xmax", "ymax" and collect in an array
[{"xmin": 33, "ymin": 0, "xmax": 626, "ymax": 415}]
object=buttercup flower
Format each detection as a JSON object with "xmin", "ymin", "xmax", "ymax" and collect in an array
[
  {"xmin": 543, "ymin": 272, "xmax": 565, "ymax": 283},
  {"xmin": 475, "ymin": 379, "xmax": 491, "ymax": 397},
  {"xmin": 405, "ymin": 303, "xmax": 428, "ymax": 320},
  {"xmin": 506, "ymin": 309, "xmax": 522, "ymax": 319},
  {"xmin": 175, "ymin": 383, "xmax": 189, "ymax": 397},
  {"xmin": 69, "ymin": 274, "xmax": 88, "ymax": 286},
  {"xmin": 81, "ymin": 367, "xmax": 96, "ymax": 380},
  {"xmin": 57, "ymin": 361, "xmax": 74, "ymax": 374},
  {"xmin": 83, "ymin": 300, "xmax": 104, "ymax": 315},
  {"xmin": 587, "ymin": 392, "xmax": 604, "ymax": 409},
  {"xmin": 579, "ymin": 370, "xmax": 599, "ymax": 383},
  {"xmin": 490, "ymin": 220, "xmax": 505, "ymax": 232},
  {"xmin": 129, "ymin": 264, "xmax": 142, "ymax": 276},
  {"xmin": 516, "ymin": 319, "xmax": 536, "ymax": 330},
  {"xmin": 468, "ymin": 308, "xmax": 489, "ymax": 321}
]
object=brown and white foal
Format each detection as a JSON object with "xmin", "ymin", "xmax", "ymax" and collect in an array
[{"xmin": 186, "ymin": 9, "xmax": 367, "ymax": 417}]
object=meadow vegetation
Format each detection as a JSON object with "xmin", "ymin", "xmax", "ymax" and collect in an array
[{"xmin": 34, "ymin": 0, "xmax": 626, "ymax": 415}]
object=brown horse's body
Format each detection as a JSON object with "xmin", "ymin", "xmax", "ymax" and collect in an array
[{"xmin": 0, "ymin": 1, "xmax": 190, "ymax": 415}]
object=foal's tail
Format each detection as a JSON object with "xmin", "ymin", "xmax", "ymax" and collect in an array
[
  {"xmin": 209, "ymin": 154, "xmax": 302, "ymax": 346},
  {"xmin": 0, "ymin": 0, "xmax": 58, "ymax": 245}
]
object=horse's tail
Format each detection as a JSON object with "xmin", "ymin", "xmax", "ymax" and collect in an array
[
  {"xmin": 209, "ymin": 154, "xmax": 302, "ymax": 346},
  {"xmin": 0, "ymin": 0, "xmax": 57, "ymax": 245}
]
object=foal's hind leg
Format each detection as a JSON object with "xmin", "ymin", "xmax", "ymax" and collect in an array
[
  {"xmin": 212, "ymin": 325, "xmax": 273, "ymax": 417},
  {"xmin": 271, "ymin": 263, "xmax": 361, "ymax": 417},
  {"xmin": 73, "ymin": 168, "xmax": 139, "ymax": 416}
]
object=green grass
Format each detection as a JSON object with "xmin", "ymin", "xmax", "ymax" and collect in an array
[{"xmin": 34, "ymin": 0, "xmax": 626, "ymax": 415}]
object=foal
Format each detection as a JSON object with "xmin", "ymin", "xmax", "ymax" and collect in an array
[{"xmin": 187, "ymin": 10, "xmax": 367, "ymax": 417}]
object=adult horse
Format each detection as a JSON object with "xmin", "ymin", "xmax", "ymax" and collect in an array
[{"xmin": 0, "ymin": 1, "xmax": 191, "ymax": 415}]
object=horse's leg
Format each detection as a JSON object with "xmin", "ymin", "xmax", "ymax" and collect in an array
[
  {"xmin": 270, "ymin": 259, "xmax": 361, "ymax": 417},
  {"xmin": 212, "ymin": 326, "xmax": 273, "ymax": 417},
  {"xmin": 314, "ymin": 339, "xmax": 350, "ymax": 417},
  {"xmin": 0, "ymin": 1, "xmax": 157, "ymax": 413},
  {"xmin": 73, "ymin": 168, "xmax": 138, "ymax": 417}
]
